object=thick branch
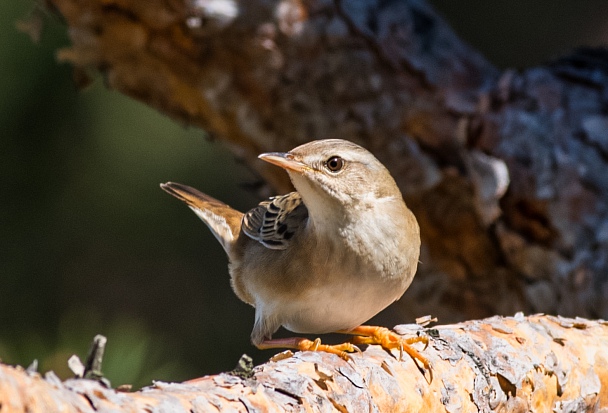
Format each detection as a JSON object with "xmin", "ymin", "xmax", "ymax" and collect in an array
[
  {"xmin": 46, "ymin": 0, "xmax": 608, "ymax": 322},
  {"xmin": 1, "ymin": 315, "xmax": 607, "ymax": 411}
]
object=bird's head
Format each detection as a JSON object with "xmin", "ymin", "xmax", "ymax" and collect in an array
[{"xmin": 259, "ymin": 139, "xmax": 402, "ymax": 215}]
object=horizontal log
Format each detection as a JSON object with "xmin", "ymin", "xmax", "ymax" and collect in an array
[{"xmin": 0, "ymin": 314, "xmax": 606, "ymax": 412}]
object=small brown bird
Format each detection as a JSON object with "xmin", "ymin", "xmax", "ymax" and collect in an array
[{"xmin": 161, "ymin": 139, "xmax": 428, "ymax": 368}]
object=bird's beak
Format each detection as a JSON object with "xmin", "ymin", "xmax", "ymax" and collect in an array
[{"xmin": 258, "ymin": 152, "xmax": 309, "ymax": 173}]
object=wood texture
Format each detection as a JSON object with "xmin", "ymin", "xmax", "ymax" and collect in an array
[
  {"xmin": 1, "ymin": 315, "xmax": 607, "ymax": 412},
  {"xmin": 47, "ymin": 0, "xmax": 608, "ymax": 323}
]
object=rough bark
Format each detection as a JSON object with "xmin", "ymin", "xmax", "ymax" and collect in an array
[
  {"xmin": 1, "ymin": 315, "xmax": 607, "ymax": 412},
  {"xmin": 46, "ymin": 0, "xmax": 608, "ymax": 322}
]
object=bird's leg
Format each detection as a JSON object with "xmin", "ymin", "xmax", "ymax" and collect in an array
[
  {"xmin": 339, "ymin": 326, "xmax": 430, "ymax": 370},
  {"xmin": 257, "ymin": 337, "xmax": 360, "ymax": 361}
]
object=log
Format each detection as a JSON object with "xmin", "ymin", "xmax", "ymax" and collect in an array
[{"xmin": 1, "ymin": 315, "xmax": 606, "ymax": 412}]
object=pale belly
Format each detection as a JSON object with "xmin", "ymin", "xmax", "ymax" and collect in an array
[{"xmin": 277, "ymin": 275, "xmax": 407, "ymax": 334}]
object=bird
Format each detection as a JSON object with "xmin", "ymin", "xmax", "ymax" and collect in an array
[{"xmin": 161, "ymin": 139, "xmax": 428, "ymax": 369}]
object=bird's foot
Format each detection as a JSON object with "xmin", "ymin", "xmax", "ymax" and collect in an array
[
  {"xmin": 343, "ymin": 325, "xmax": 431, "ymax": 370},
  {"xmin": 257, "ymin": 337, "xmax": 361, "ymax": 361}
]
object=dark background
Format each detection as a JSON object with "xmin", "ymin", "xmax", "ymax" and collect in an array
[{"xmin": 2, "ymin": 1, "xmax": 607, "ymax": 388}]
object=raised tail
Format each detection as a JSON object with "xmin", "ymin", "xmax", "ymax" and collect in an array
[{"xmin": 160, "ymin": 182, "xmax": 244, "ymax": 256}]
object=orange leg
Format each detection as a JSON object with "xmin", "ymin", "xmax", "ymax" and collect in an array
[
  {"xmin": 339, "ymin": 326, "xmax": 431, "ymax": 370},
  {"xmin": 257, "ymin": 337, "xmax": 360, "ymax": 361}
]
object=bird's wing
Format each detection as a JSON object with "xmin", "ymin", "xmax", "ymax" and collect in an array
[
  {"xmin": 242, "ymin": 192, "xmax": 308, "ymax": 250},
  {"xmin": 160, "ymin": 182, "xmax": 243, "ymax": 255}
]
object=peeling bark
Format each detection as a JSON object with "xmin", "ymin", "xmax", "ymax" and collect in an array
[
  {"xmin": 46, "ymin": 0, "xmax": 608, "ymax": 322},
  {"xmin": 1, "ymin": 315, "xmax": 607, "ymax": 412}
]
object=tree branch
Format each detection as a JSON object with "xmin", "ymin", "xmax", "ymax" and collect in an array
[
  {"xmin": 47, "ymin": 0, "xmax": 608, "ymax": 324},
  {"xmin": 1, "ymin": 315, "xmax": 606, "ymax": 411}
]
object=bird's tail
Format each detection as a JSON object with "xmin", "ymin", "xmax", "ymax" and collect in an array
[{"xmin": 160, "ymin": 182, "xmax": 244, "ymax": 256}]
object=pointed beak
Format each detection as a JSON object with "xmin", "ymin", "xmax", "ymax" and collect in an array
[{"xmin": 258, "ymin": 152, "xmax": 309, "ymax": 173}]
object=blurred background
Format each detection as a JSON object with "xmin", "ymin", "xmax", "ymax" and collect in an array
[{"xmin": 2, "ymin": 0, "xmax": 608, "ymax": 389}]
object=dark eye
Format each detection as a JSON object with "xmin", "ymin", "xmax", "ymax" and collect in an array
[{"xmin": 325, "ymin": 156, "xmax": 345, "ymax": 172}]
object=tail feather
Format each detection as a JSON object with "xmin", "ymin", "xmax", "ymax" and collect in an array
[{"xmin": 161, "ymin": 182, "xmax": 244, "ymax": 256}]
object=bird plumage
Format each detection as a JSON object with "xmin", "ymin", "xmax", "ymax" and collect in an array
[{"xmin": 242, "ymin": 193, "xmax": 308, "ymax": 250}]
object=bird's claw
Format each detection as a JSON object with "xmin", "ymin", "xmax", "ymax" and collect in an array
[
  {"xmin": 258, "ymin": 337, "xmax": 361, "ymax": 361},
  {"xmin": 297, "ymin": 338, "xmax": 361, "ymax": 361},
  {"xmin": 347, "ymin": 326, "xmax": 431, "ymax": 372}
]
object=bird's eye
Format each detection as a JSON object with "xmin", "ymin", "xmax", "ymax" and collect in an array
[{"xmin": 325, "ymin": 156, "xmax": 345, "ymax": 173}]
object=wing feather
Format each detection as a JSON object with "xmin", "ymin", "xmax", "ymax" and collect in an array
[{"xmin": 242, "ymin": 192, "xmax": 308, "ymax": 250}]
